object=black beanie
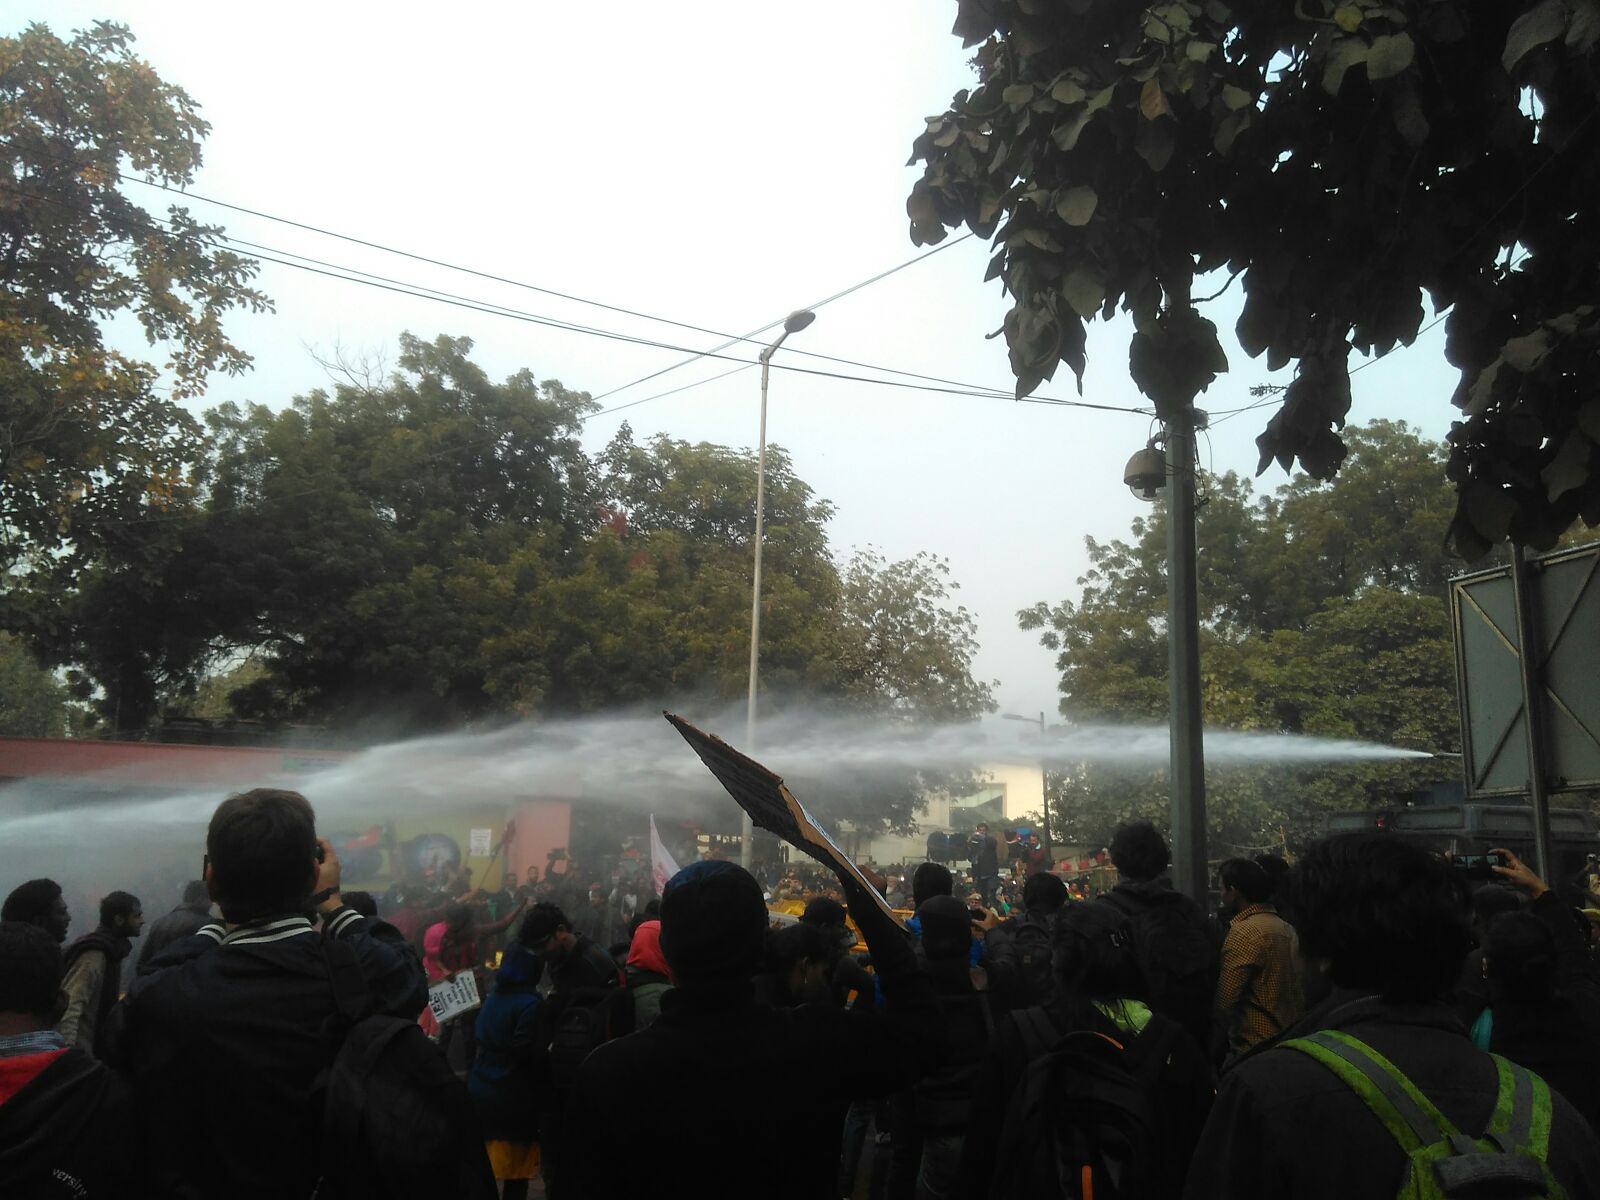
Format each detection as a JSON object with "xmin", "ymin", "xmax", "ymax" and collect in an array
[
  {"xmin": 918, "ymin": 894, "xmax": 972, "ymax": 963},
  {"xmin": 660, "ymin": 861, "xmax": 768, "ymax": 985}
]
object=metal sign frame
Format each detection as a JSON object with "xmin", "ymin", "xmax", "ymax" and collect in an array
[{"xmin": 1451, "ymin": 541, "xmax": 1600, "ymax": 799}]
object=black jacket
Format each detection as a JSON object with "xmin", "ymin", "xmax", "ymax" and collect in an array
[
  {"xmin": 136, "ymin": 902, "xmax": 214, "ymax": 973},
  {"xmin": 1183, "ymin": 991, "xmax": 1600, "ymax": 1199},
  {"xmin": 103, "ymin": 907, "xmax": 426, "ymax": 1200},
  {"xmin": 0, "ymin": 1045, "xmax": 135, "ymax": 1198},
  {"xmin": 967, "ymin": 833, "xmax": 999, "ymax": 878},
  {"xmin": 1102, "ymin": 877, "xmax": 1218, "ymax": 1047},
  {"xmin": 908, "ymin": 956, "xmax": 995, "ymax": 1133},
  {"xmin": 568, "ymin": 887, "xmax": 942, "ymax": 1200}
]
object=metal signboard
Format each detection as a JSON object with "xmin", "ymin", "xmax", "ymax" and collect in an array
[{"xmin": 1451, "ymin": 542, "xmax": 1600, "ymax": 797}]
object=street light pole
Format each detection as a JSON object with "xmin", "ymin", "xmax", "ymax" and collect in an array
[
  {"xmin": 1165, "ymin": 405, "xmax": 1208, "ymax": 902},
  {"xmin": 743, "ymin": 310, "xmax": 816, "ymax": 869},
  {"xmin": 1002, "ymin": 710, "xmax": 1053, "ymax": 855}
]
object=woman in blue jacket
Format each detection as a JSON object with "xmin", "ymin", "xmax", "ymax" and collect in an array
[{"xmin": 469, "ymin": 939, "xmax": 543, "ymax": 1200}]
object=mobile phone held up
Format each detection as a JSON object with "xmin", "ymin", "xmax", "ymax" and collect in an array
[{"xmin": 1450, "ymin": 851, "xmax": 1507, "ymax": 880}]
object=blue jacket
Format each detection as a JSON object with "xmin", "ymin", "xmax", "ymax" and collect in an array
[{"xmin": 469, "ymin": 942, "xmax": 544, "ymax": 1141}]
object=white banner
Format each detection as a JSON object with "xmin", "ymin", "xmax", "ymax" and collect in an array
[
  {"xmin": 427, "ymin": 970, "xmax": 481, "ymax": 1024},
  {"xmin": 650, "ymin": 814, "xmax": 681, "ymax": 896}
]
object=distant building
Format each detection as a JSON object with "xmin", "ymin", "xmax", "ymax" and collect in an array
[{"xmin": 839, "ymin": 762, "xmax": 1046, "ymax": 867}]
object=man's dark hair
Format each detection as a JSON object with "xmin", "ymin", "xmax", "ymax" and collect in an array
[
  {"xmin": 1288, "ymin": 833, "xmax": 1473, "ymax": 1003},
  {"xmin": 181, "ymin": 880, "xmax": 211, "ymax": 909},
  {"xmin": 765, "ymin": 921, "xmax": 831, "ymax": 976},
  {"xmin": 206, "ymin": 789, "xmax": 319, "ymax": 923},
  {"xmin": 0, "ymin": 921, "xmax": 63, "ymax": 1019},
  {"xmin": 1022, "ymin": 872, "xmax": 1069, "ymax": 915},
  {"xmin": 1470, "ymin": 883, "xmax": 1523, "ymax": 935},
  {"xmin": 1485, "ymin": 910, "xmax": 1559, "ymax": 1002},
  {"xmin": 1052, "ymin": 899, "xmax": 1141, "ymax": 1023},
  {"xmin": 2, "ymin": 878, "xmax": 62, "ymax": 927},
  {"xmin": 1218, "ymin": 858, "xmax": 1273, "ymax": 905},
  {"xmin": 342, "ymin": 890, "xmax": 378, "ymax": 919},
  {"xmin": 518, "ymin": 903, "xmax": 570, "ymax": 947},
  {"xmin": 799, "ymin": 897, "xmax": 847, "ymax": 929},
  {"xmin": 1109, "ymin": 820, "xmax": 1170, "ymax": 881},
  {"xmin": 100, "ymin": 890, "xmax": 141, "ymax": 928},
  {"xmin": 911, "ymin": 862, "xmax": 954, "ymax": 907}
]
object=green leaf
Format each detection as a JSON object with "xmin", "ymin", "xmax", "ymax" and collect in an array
[
  {"xmin": 1367, "ymin": 33, "xmax": 1415, "ymax": 79},
  {"xmin": 1186, "ymin": 40, "xmax": 1217, "ymax": 62},
  {"xmin": 1333, "ymin": 4, "xmax": 1363, "ymax": 32},
  {"xmin": 1052, "ymin": 109, "xmax": 1094, "ymax": 151},
  {"xmin": 1568, "ymin": 0, "xmax": 1600, "ymax": 51},
  {"xmin": 1464, "ymin": 481, "xmax": 1516, "ymax": 542},
  {"xmin": 1136, "ymin": 117, "xmax": 1176, "ymax": 171},
  {"xmin": 1221, "ymin": 84, "xmax": 1253, "ymax": 111},
  {"xmin": 1502, "ymin": 329, "xmax": 1552, "ymax": 372},
  {"xmin": 1050, "ymin": 77, "xmax": 1087, "ymax": 104},
  {"xmin": 1503, "ymin": 0, "xmax": 1566, "ymax": 72},
  {"xmin": 1002, "ymin": 83, "xmax": 1036, "ymax": 108},
  {"xmin": 1578, "ymin": 398, "xmax": 1600, "ymax": 443},
  {"xmin": 933, "ymin": 123, "xmax": 961, "ymax": 147},
  {"xmin": 1056, "ymin": 185, "xmax": 1099, "ymax": 226},
  {"xmin": 1393, "ymin": 89, "xmax": 1429, "ymax": 146},
  {"xmin": 1140, "ymin": 77, "xmax": 1171, "ymax": 119},
  {"xmin": 1214, "ymin": 108, "xmax": 1251, "ymax": 155},
  {"xmin": 1062, "ymin": 266, "xmax": 1106, "ymax": 317},
  {"xmin": 1543, "ymin": 431, "xmax": 1592, "ymax": 501},
  {"xmin": 1322, "ymin": 36, "xmax": 1370, "ymax": 95},
  {"xmin": 1463, "ymin": 360, "xmax": 1503, "ymax": 415}
]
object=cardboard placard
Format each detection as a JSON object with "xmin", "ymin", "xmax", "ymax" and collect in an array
[
  {"xmin": 427, "ymin": 970, "xmax": 481, "ymax": 1024},
  {"xmin": 664, "ymin": 712, "xmax": 904, "ymax": 927}
]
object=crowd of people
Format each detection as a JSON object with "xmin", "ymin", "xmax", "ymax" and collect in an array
[{"xmin": 4, "ymin": 787, "xmax": 1600, "ymax": 1198}]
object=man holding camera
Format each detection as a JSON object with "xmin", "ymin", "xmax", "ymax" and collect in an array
[{"xmin": 103, "ymin": 788, "xmax": 426, "ymax": 1199}]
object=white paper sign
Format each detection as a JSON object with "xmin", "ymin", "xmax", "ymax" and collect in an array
[
  {"xmin": 427, "ymin": 971, "xmax": 481, "ymax": 1024},
  {"xmin": 469, "ymin": 827, "xmax": 493, "ymax": 857}
]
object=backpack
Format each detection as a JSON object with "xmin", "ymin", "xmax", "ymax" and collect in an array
[
  {"xmin": 546, "ymin": 981, "xmax": 634, "ymax": 1093},
  {"xmin": 313, "ymin": 938, "xmax": 496, "ymax": 1200},
  {"xmin": 1011, "ymin": 915, "xmax": 1056, "ymax": 1006},
  {"xmin": 987, "ymin": 1007, "xmax": 1187, "ymax": 1199},
  {"xmin": 1101, "ymin": 891, "xmax": 1215, "ymax": 1040},
  {"xmin": 1282, "ymin": 1030, "xmax": 1564, "ymax": 1200}
]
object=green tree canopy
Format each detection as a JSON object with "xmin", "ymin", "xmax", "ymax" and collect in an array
[
  {"xmin": 1022, "ymin": 420, "xmax": 1463, "ymax": 849},
  {"xmin": 0, "ymin": 22, "xmax": 269, "ymax": 598},
  {"xmin": 910, "ymin": 0, "xmax": 1600, "ymax": 557}
]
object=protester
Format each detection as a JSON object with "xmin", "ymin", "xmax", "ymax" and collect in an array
[
  {"xmin": 623, "ymin": 918, "xmax": 672, "ymax": 1027},
  {"xmin": 800, "ymin": 895, "xmax": 877, "ymax": 1011},
  {"xmin": 966, "ymin": 823, "xmax": 1001, "ymax": 907},
  {"xmin": 519, "ymin": 902, "xmax": 626, "ymax": 1199},
  {"xmin": 1099, "ymin": 819, "xmax": 1218, "ymax": 1046},
  {"xmin": 983, "ymin": 871, "xmax": 1068, "ymax": 1008},
  {"xmin": 468, "ymin": 939, "xmax": 545, "ymax": 1200},
  {"xmin": 568, "ymin": 861, "xmax": 942, "ymax": 1200},
  {"xmin": 1470, "ymin": 848, "xmax": 1600, "ymax": 1132},
  {"xmin": 962, "ymin": 898, "xmax": 1214, "ymax": 1197},
  {"xmin": 102, "ymin": 788, "xmax": 429, "ymax": 1199},
  {"xmin": 1213, "ymin": 857, "xmax": 1303, "ymax": 1061},
  {"xmin": 756, "ymin": 920, "xmax": 834, "ymax": 1008},
  {"xmin": 887, "ymin": 894, "xmax": 995, "ymax": 1200},
  {"xmin": 424, "ymin": 897, "xmax": 527, "ymax": 1070},
  {"xmin": 1184, "ymin": 833, "xmax": 1600, "ymax": 1198},
  {"xmin": 342, "ymin": 889, "xmax": 379, "ymax": 919},
  {"xmin": 1, "ymin": 879, "xmax": 71, "ymax": 945},
  {"xmin": 1454, "ymin": 882, "xmax": 1524, "ymax": 1028},
  {"xmin": 0, "ymin": 920, "xmax": 137, "ymax": 1196},
  {"xmin": 58, "ymin": 890, "xmax": 142, "ymax": 1058},
  {"xmin": 135, "ymin": 880, "xmax": 212, "ymax": 973}
]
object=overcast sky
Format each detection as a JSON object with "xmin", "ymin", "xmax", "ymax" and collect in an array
[{"xmin": 34, "ymin": 2, "xmax": 1466, "ymax": 718}]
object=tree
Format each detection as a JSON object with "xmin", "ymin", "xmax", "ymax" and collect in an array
[
  {"xmin": 1021, "ymin": 420, "xmax": 1462, "ymax": 849},
  {"xmin": 909, "ymin": 0, "xmax": 1600, "ymax": 556},
  {"xmin": 0, "ymin": 632, "xmax": 72, "ymax": 736},
  {"xmin": 0, "ymin": 22, "xmax": 270, "ymax": 601}
]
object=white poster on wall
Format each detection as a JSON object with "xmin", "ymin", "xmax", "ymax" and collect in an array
[{"xmin": 469, "ymin": 827, "xmax": 493, "ymax": 857}]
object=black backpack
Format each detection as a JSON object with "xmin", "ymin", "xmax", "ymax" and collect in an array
[
  {"xmin": 313, "ymin": 939, "xmax": 496, "ymax": 1200},
  {"xmin": 988, "ymin": 1007, "xmax": 1187, "ymax": 1199},
  {"xmin": 546, "ymin": 981, "xmax": 634, "ymax": 1093},
  {"xmin": 1101, "ymin": 892, "xmax": 1216, "ymax": 1042},
  {"xmin": 1011, "ymin": 914, "xmax": 1056, "ymax": 1005}
]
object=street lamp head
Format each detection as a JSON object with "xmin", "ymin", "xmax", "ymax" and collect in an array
[
  {"xmin": 783, "ymin": 310, "xmax": 817, "ymax": 334},
  {"xmin": 1124, "ymin": 442, "xmax": 1167, "ymax": 502}
]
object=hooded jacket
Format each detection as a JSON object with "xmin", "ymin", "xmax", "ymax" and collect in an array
[
  {"xmin": 624, "ymin": 919, "xmax": 671, "ymax": 1028},
  {"xmin": 469, "ymin": 941, "xmax": 544, "ymax": 1141},
  {"xmin": 0, "ymin": 1040, "xmax": 136, "ymax": 1197},
  {"xmin": 59, "ymin": 928, "xmax": 133, "ymax": 1057}
]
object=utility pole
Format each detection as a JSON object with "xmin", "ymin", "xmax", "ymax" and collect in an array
[
  {"xmin": 1510, "ymin": 544, "xmax": 1554, "ymax": 880},
  {"xmin": 1166, "ymin": 405, "xmax": 1208, "ymax": 902}
]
